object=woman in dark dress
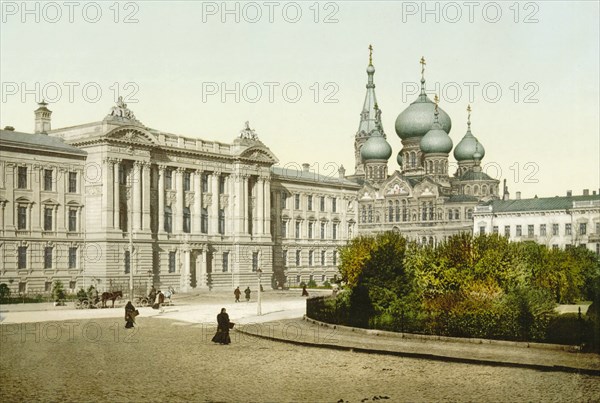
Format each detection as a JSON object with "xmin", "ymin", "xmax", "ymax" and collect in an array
[
  {"xmin": 211, "ymin": 308, "xmax": 233, "ymax": 344},
  {"xmin": 124, "ymin": 301, "xmax": 138, "ymax": 328}
]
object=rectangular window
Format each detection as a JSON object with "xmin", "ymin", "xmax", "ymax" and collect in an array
[
  {"xmin": 165, "ymin": 169, "xmax": 173, "ymax": 190},
  {"xmin": 516, "ymin": 225, "xmax": 522, "ymax": 236},
  {"xmin": 308, "ymin": 222, "xmax": 313, "ymax": 239},
  {"xmin": 282, "ymin": 250, "xmax": 287, "ymax": 267},
  {"xmin": 479, "ymin": 226, "xmax": 485, "ymax": 235},
  {"xmin": 540, "ymin": 224, "xmax": 546, "ymax": 236},
  {"xmin": 280, "ymin": 191, "xmax": 287, "ymax": 209},
  {"xmin": 552, "ymin": 244, "xmax": 559, "ymax": 250},
  {"xmin": 294, "ymin": 194, "xmax": 300, "ymax": 210},
  {"xmin": 579, "ymin": 223, "xmax": 587, "ymax": 235},
  {"xmin": 332, "ymin": 223, "xmax": 338, "ymax": 240},
  {"xmin": 219, "ymin": 176, "xmax": 225, "ymax": 194},
  {"xmin": 528, "ymin": 225, "xmax": 534, "ymax": 237},
  {"xmin": 332, "ymin": 198, "xmax": 337, "ymax": 213},
  {"xmin": 223, "ymin": 252, "xmax": 229, "ymax": 273},
  {"xmin": 201, "ymin": 174, "xmax": 208, "ymax": 193},
  {"xmin": 332, "ymin": 250, "xmax": 337, "ymax": 266},
  {"xmin": 201, "ymin": 208, "xmax": 208, "ymax": 234},
  {"xmin": 164, "ymin": 206, "xmax": 173, "ymax": 233},
  {"xmin": 308, "ymin": 195, "xmax": 313, "ymax": 211},
  {"xmin": 68, "ymin": 172, "xmax": 77, "ymax": 193},
  {"xmin": 44, "ymin": 207, "xmax": 53, "ymax": 231},
  {"xmin": 320, "ymin": 222, "xmax": 326, "ymax": 239},
  {"xmin": 321, "ymin": 250, "xmax": 326, "ymax": 265},
  {"xmin": 68, "ymin": 209, "xmax": 77, "ymax": 232},
  {"xmin": 252, "ymin": 252, "xmax": 259, "ymax": 272},
  {"xmin": 553, "ymin": 223, "xmax": 559, "ymax": 236},
  {"xmin": 44, "ymin": 169, "xmax": 53, "ymax": 191},
  {"xmin": 169, "ymin": 251, "xmax": 176, "ymax": 273},
  {"xmin": 218, "ymin": 209, "xmax": 225, "ymax": 234},
  {"xmin": 18, "ymin": 206, "xmax": 27, "ymax": 230},
  {"xmin": 281, "ymin": 221, "xmax": 287, "ymax": 238},
  {"xmin": 565, "ymin": 223, "xmax": 572, "ymax": 236},
  {"xmin": 18, "ymin": 282, "xmax": 26, "ymax": 293},
  {"xmin": 295, "ymin": 250, "xmax": 301, "ymax": 266},
  {"xmin": 44, "ymin": 247, "xmax": 53, "ymax": 269},
  {"xmin": 17, "ymin": 166, "xmax": 27, "ymax": 188},
  {"xmin": 320, "ymin": 196, "xmax": 325, "ymax": 212},
  {"xmin": 18, "ymin": 247, "xmax": 27, "ymax": 269},
  {"xmin": 45, "ymin": 281, "xmax": 52, "ymax": 292},
  {"xmin": 493, "ymin": 226, "xmax": 499, "ymax": 234},
  {"xmin": 68, "ymin": 247, "xmax": 77, "ymax": 269},
  {"xmin": 183, "ymin": 207, "xmax": 191, "ymax": 233},
  {"xmin": 308, "ymin": 250, "xmax": 313, "ymax": 266},
  {"xmin": 124, "ymin": 250, "xmax": 131, "ymax": 274},
  {"xmin": 183, "ymin": 171, "xmax": 191, "ymax": 191},
  {"xmin": 295, "ymin": 221, "xmax": 301, "ymax": 239}
]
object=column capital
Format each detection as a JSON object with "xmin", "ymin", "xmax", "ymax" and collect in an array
[
  {"xmin": 158, "ymin": 164, "xmax": 169, "ymax": 172},
  {"xmin": 176, "ymin": 167, "xmax": 186, "ymax": 174}
]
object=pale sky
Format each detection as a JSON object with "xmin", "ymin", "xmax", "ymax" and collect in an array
[{"xmin": 1, "ymin": 1, "xmax": 599, "ymax": 198}]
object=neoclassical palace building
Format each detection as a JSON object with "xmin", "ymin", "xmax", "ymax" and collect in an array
[{"xmin": 2, "ymin": 51, "xmax": 596, "ymax": 295}]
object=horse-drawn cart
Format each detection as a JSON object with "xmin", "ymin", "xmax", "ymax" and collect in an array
[{"xmin": 75, "ymin": 291, "xmax": 123, "ymax": 309}]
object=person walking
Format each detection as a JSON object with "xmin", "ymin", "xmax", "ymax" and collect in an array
[
  {"xmin": 302, "ymin": 285, "xmax": 309, "ymax": 297},
  {"xmin": 124, "ymin": 301, "xmax": 138, "ymax": 329},
  {"xmin": 244, "ymin": 286, "xmax": 251, "ymax": 302},
  {"xmin": 211, "ymin": 308, "xmax": 233, "ymax": 345},
  {"xmin": 234, "ymin": 286, "xmax": 241, "ymax": 303}
]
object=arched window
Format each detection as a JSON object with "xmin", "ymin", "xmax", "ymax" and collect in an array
[
  {"xmin": 361, "ymin": 206, "xmax": 366, "ymax": 223},
  {"xmin": 482, "ymin": 185, "xmax": 488, "ymax": 195},
  {"xmin": 466, "ymin": 185, "xmax": 471, "ymax": 195},
  {"xmin": 454, "ymin": 209, "xmax": 460, "ymax": 220},
  {"xmin": 434, "ymin": 160, "xmax": 439, "ymax": 173},
  {"xmin": 395, "ymin": 200, "xmax": 400, "ymax": 221},
  {"xmin": 428, "ymin": 202, "xmax": 434, "ymax": 221},
  {"xmin": 402, "ymin": 200, "xmax": 408, "ymax": 222},
  {"xmin": 474, "ymin": 185, "xmax": 479, "ymax": 195},
  {"xmin": 388, "ymin": 201, "xmax": 393, "ymax": 222},
  {"xmin": 467, "ymin": 209, "xmax": 473, "ymax": 219},
  {"xmin": 410, "ymin": 152, "xmax": 416, "ymax": 168},
  {"xmin": 367, "ymin": 205, "xmax": 373, "ymax": 223},
  {"xmin": 448, "ymin": 210, "xmax": 453, "ymax": 220},
  {"xmin": 421, "ymin": 202, "xmax": 427, "ymax": 221}
]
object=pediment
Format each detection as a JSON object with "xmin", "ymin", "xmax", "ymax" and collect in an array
[
  {"xmin": 106, "ymin": 127, "xmax": 157, "ymax": 145},
  {"xmin": 239, "ymin": 146, "xmax": 278, "ymax": 164},
  {"xmin": 414, "ymin": 179, "xmax": 439, "ymax": 197},
  {"xmin": 383, "ymin": 178, "xmax": 411, "ymax": 196}
]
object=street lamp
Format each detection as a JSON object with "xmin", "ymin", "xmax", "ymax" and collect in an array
[
  {"xmin": 257, "ymin": 268, "xmax": 262, "ymax": 316},
  {"xmin": 127, "ymin": 179, "xmax": 134, "ymax": 301}
]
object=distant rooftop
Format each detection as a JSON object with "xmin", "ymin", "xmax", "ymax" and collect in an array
[
  {"xmin": 0, "ymin": 129, "xmax": 87, "ymax": 157},
  {"xmin": 271, "ymin": 166, "xmax": 359, "ymax": 188},
  {"xmin": 478, "ymin": 194, "xmax": 600, "ymax": 213}
]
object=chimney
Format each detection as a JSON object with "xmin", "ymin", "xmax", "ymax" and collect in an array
[
  {"xmin": 502, "ymin": 179, "xmax": 510, "ymax": 201},
  {"xmin": 3, "ymin": 126, "xmax": 15, "ymax": 131},
  {"xmin": 338, "ymin": 164, "xmax": 346, "ymax": 179},
  {"xmin": 583, "ymin": 189, "xmax": 589, "ymax": 196},
  {"xmin": 302, "ymin": 163, "xmax": 310, "ymax": 173},
  {"xmin": 567, "ymin": 190, "xmax": 572, "ymax": 197},
  {"xmin": 516, "ymin": 191, "xmax": 521, "ymax": 200},
  {"xmin": 34, "ymin": 101, "xmax": 52, "ymax": 134}
]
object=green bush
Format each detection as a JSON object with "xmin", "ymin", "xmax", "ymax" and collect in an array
[
  {"xmin": 322, "ymin": 280, "xmax": 332, "ymax": 289},
  {"xmin": 307, "ymin": 279, "xmax": 317, "ymax": 288},
  {"xmin": 546, "ymin": 313, "xmax": 595, "ymax": 347},
  {"xmin": 52, "ymin": 280, "xmax": 66, "ymax": 302},
  {"xmin": 0, "ymin": 283, "xmax": 10, "ymax": 301}
]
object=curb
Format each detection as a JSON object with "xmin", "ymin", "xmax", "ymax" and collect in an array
[{"xmin": 235, "ymin": 318, "xmax": 600, "ymax": 377}]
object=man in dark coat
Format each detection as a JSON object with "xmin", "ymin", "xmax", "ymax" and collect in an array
[
  {"xmin": 244, "ymin": 287, "xmax": 251, "ymax": 302},
  {"xmin": 211, "ymin": 308, "xmax": 232, "ymax": 344},
  {"xmin": 234, "ymin": 287, "xmax": 241, "ymax": 303}
]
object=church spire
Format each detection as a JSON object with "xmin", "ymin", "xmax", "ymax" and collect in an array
[
  {"xmin": 357, "ymin": 44, "xmax": 383, "ymax": 137},
  {"xmin": 420, "ymin": 56, "xmax": 427, "ymax": 96},
  {"xmin": 354, "ymin": 45, "xmax": 386, "ymax": 176}
]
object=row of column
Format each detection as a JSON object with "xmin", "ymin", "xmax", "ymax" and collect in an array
[{"xmin": 102, "ymin": 159, "xmax": 272, "ymax": 237}]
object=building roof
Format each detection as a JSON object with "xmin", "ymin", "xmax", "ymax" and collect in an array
[
  {"xmin": 0, "ymin": 129, "xmax": 87, "ymax": 157},
  {"xmin": 271, "ymin": 166, "xmax": 360, "ymax": 188},
  {"xmin": 459, "ymin": 170, "xmax": 494, "ymax": 181},
  {"xmin": 447, "ymin": 194, "xmax": 480, "ymax": 203},
  {"xmin": 482, "ymin": 195, "xmax": 600, "ymax": 213}
]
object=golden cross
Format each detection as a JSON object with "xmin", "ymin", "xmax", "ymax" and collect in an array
[
  {"xmin": 369, "ymin": 44, "xmax": 373, "ymax": 65},
  {"xmin": 420, "ymin": 56, "xmax": 426, "ymax": 78},
  {"xmin": 467, "ymin": 104, "xmax": 472, "ymax": 128}
]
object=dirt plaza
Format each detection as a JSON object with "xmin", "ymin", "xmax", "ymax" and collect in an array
[{"xmin": 1, "ymin": 292, "xmax": 599, "ymax": 402}]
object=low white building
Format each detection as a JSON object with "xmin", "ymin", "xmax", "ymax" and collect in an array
[{"xmin": 473, "ymin": 191, "xmax": 600, "ymax": 254}]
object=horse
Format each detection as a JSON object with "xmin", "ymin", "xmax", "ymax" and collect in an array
[{"xmin": 101, "ymin": 290, "xmax": 123, "ymax": 308}]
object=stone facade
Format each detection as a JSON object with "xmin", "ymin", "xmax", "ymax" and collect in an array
[{"xmin": 473, "ymin": 192, "xmax": 600, "ymax": 254}]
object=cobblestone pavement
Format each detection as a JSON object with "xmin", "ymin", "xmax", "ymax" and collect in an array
[{"xmin": 1, "ymin": 291, "xmax": 599, "ymax": 402}]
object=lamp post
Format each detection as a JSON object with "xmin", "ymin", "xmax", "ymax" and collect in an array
[
  {"xmin": 257, "ymin": 268, "xmax": 262, "ymax": 316},
  {"xmin": 127, "ymin": 179, "xmax": 134, "ymax": 301}
]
